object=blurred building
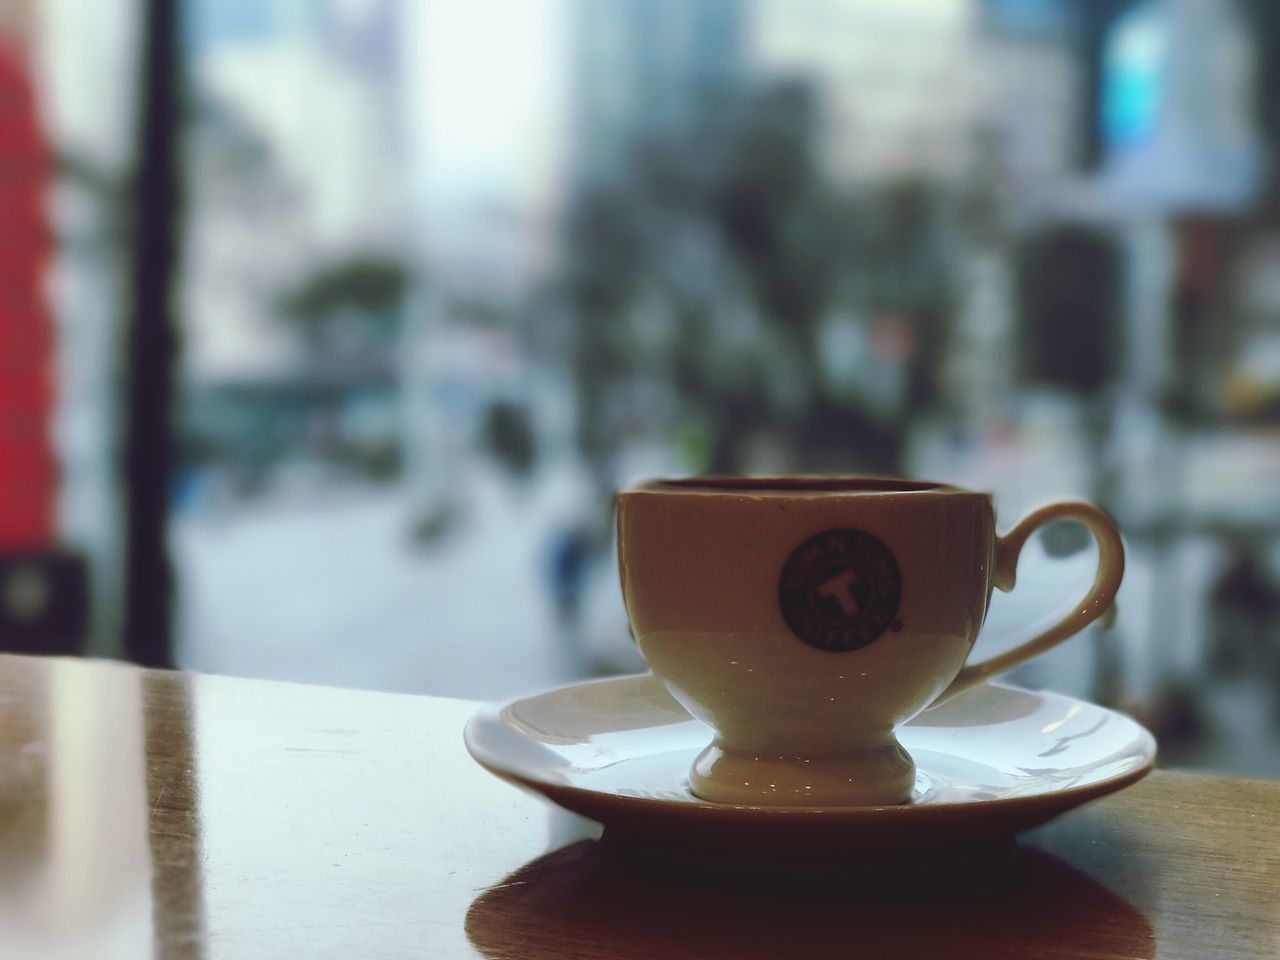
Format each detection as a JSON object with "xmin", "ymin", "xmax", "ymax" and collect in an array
[
  {"xmin": 754, "ymin": 0, "xmax": 1078, "ymax": 193},
  {"xmin": 184, "ymin": 0, "xmax": 407, "ymax": 382},
  {"xmin": 570, "ymin": 0, "xmax": 747, "ymax": 188},
  {"xmin": 755, "ymin": 0, "xmax": 973, "ymax": 184},
  {"xmin": 178, "ymin": 0, "xmax": 411, "ymax": 500},
  {"xmin": 182, "ymin": 97, "xmax": 307, "ymax": 383}
]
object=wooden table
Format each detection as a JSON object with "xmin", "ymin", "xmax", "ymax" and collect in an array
[{"xmin": 0, "ymin": 654, "xmax": 1275, "ymax": 960}]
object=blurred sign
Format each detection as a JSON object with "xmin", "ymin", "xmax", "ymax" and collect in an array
[
  {"xmin": 1102, "ymin": 1, "xmax": 1166, "ymax": 152},
  {"xmin": 1100, "ymin": 0, "xmax": 1261, "ymax": 211},
  {"xmin": 0, "ymin": 552, "xmax": 86, "ymax": 654},
  {"xmin": 0, "ymin": 36, "xmax": 57, "ymax": 549}
]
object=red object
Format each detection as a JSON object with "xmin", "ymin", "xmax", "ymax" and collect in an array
[{"xmin": 0, "ymin": 35, "xmax": 57, "ymax": 549}]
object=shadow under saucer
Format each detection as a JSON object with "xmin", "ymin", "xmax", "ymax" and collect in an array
[{"xmin": 466, "ymin": 835, "xmax": 1155, "ymax": 960}]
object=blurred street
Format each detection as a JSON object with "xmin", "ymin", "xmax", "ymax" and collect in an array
[{"xmin": 174, "ymin": 463, "xmax": 642, "ymax": 700}]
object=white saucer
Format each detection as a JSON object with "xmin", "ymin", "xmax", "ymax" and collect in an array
[{"xmin": 464, "ymin": 674, "xmax": 1156, "ymax": 872}]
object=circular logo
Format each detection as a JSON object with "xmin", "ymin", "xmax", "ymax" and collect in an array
[{"xmin": 778, "ymin": 529, "xmax": 901, "ymax": 652}]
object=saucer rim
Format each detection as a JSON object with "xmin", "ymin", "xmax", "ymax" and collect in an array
[{"xmin": 464, "ymin": 673, "xmax": 1158, "ymax": 821}]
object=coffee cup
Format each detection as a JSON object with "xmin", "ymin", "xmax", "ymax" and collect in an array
[{"xmin": 616, "ymin": 477, "xmax": 1124, "ymax": 807}]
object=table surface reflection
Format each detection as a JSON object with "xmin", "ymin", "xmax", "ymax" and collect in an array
[{"xmin": 0, "ymin": 653, "xmax": 1275, "ymax": 960}]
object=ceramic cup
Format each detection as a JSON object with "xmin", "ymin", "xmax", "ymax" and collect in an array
[{"xmin": 616, "ymin": 477, "xmax": 1125, "ymax": 807}]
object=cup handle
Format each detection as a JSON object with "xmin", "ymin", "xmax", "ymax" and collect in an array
[{"xmin": 932, "ymin": 501, "xmax": 1125, "ymax": 706}]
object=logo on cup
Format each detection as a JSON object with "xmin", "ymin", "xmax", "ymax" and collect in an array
[{"xmin": 778, "ymin": 529, "xmax": 901, "ymax": 652}]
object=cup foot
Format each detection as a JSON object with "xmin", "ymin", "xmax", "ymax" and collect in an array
[{"xmin": 690, "ymin": 739, "xmax": 915, "ymax": 807}]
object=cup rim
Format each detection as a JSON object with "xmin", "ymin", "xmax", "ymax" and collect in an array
[{"xmin": 622, "ymin": 475, "xmax": 991, "ymax": 498}]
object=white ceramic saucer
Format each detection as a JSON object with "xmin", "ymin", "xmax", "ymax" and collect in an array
[{"xmin": 464, "ymin": 674, "xmax": 1156, "ymax": 873}]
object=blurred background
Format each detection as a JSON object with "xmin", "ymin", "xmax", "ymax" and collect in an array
[{"xmin": 2, "ymin": 0, "xmax": 1279, "ymax": 775}]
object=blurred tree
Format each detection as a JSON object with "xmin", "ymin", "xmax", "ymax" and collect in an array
[
  {"xmin": 279, "ymin": 256, "xmax": 409, "ymax": 350},
  {"xmin": 560, "ymin": 189, "xmax": 649, "ymax": 467},
  {"xmin": 553, "ymin": 78, "xmax": 954, "ymax": 479}
]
